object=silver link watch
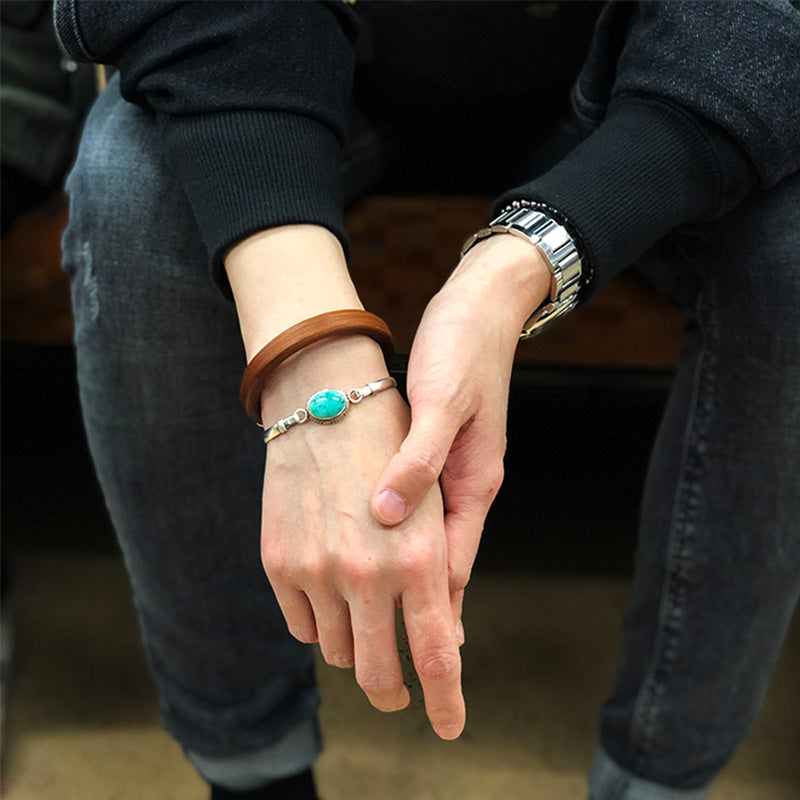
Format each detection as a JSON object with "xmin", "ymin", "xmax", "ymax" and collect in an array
[{"xmin": 460, "ymin": 202, "xmax": 584, "ymax": 338}]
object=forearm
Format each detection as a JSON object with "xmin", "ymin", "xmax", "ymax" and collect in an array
[
  {"xmin": 224, "ymin": 225, "xmax": 390, "ymax": 426},
  {"xmin": 225, "ymin": 225, "xmax": 362, "ymax": 359}
]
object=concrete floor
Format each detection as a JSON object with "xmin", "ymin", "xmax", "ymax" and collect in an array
[{"xmin": 2, "ymin": 554, "xmax": 798, "ymax": 800}]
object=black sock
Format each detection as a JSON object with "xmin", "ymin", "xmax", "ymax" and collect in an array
[{"xmin": 210, "ymin": 768, "xmax": 318, "ymax": 800}]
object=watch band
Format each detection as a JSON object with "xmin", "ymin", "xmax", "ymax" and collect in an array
[{"xmin": 460, "ymin": 201, "xmax": 584, "ymax": 338}]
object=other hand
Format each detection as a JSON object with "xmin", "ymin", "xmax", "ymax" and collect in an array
[{"xmin": 371, "ymin": 235, "xmax": 552, "ymax": 609}]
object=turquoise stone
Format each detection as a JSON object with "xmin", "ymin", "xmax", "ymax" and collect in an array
[{"xmin": 307, "ymin": 389, "xmax": 348, "ymax": 422}]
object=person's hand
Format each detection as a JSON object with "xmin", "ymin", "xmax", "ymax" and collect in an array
[
  {"xmin": 224, "ymin": 226, "xmax": 466, "ymax": 739},
  {"xmin": 258, "ymin": 335, "xmax": 466, "ymax": 740},
  {"xmin": 370, "ymin": 235, "xmax": 553, "ymax": 619}
]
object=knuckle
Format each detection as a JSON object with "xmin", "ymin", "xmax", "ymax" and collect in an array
[
  {"xmin": 416, "ymin": 649, "xmax": 460, "ymax": 684},
  {"xmin": 397, "ymin": 543, "xmax": 436, "ymax": 579},
  {"xmin": 448, "ymin": 563, "xmax": 472, "ymax": 593},
  {"xmin": 262, "ymin": 553, "xmax": 285, "ymax": 582},
  {"xmin": 356, "ymin": 669, "xmax": 401, "ymax": 697},
  {"xmin": 323, "ymin": 651, "xmax": 354, "ymax": 669},
  {"xmin": 260, "ymin": 540, "xmax": 285, "ymax": 576},
  {"xmin": 339, "ymin": 556, "xmax": 377, "ymax": 587},
  {"xmin": 287, "ymin": 623, "xmax": 317, "ymax": 644},
  {"xmin": 483, "ymin": 460, "xmax": 505, "ymax": 502},
  {"xmin": 296, "ymin": 555, "xmax": 327, "ymax": 583},
  {"xmin": 404, "ymin": 449, "xmax": 442, "ymax": 486}
]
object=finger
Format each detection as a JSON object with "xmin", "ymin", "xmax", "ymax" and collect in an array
[
  {"xmin": 271, "ymin": 585, "xmax": 318, "ymax": 644},
  {"xmin": 307, "ymin": 594, "xmax": 354, "ymax": 669},
  {"xmin": 350, "ymin": 594, "xmax": 410, "ymax": 713},
  {"xmin": 444, "ymin": 505, "xmax": 484, "ymax": 651},
  {"xmin": 450, "ymin": 589, "xmax": 465, "ymax": 647},
  {"xmin": 444, "ymin": 504, "xmax": 484, "ymax": 593},
  {"xmin": 402, "ymin": 588, "xmax": 465, "ymax": 740},
  {"xmin": 371, "ymin": 407, "xmax": 462, "ymax": 526}
]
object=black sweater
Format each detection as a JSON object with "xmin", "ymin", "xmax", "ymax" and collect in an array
[{"xmin": 55, "ymin": 1, "xmax": 800, "ymax": 300}]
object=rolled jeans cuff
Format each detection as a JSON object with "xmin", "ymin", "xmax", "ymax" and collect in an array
[
  {"xmin": 186, "ymin": 718, "xmax": 322, "ymax": 791},
  {"xmin": 589, "ymin": 746, "xmax": 709, "ymax": 800}
]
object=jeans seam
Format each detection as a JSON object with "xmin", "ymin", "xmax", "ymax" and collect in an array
[{"xmin": 627, "ymin": 282, "xmax": 719, "ymax": 772}]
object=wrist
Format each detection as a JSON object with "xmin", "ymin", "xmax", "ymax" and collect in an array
[
  {"xmin": 258, "ymin": 335, "xmax": 392, "ymax": 425},
  {"xmin": 448, "ymin": 234, "xmax": 552, "ymax": 333},
  {"xmin": 225, "ymin": 225, "xmax": 363, "ymax": 361},
  {"xmin": 460, "ymin": 203, "xmax": 585, "ymax": 338}
]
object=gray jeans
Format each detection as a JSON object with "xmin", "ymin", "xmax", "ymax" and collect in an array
[{"xmin": 62, "ymin": 76, "xmax": 800, "ymax": 797}]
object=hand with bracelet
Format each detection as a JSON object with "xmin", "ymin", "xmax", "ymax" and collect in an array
[{"xmin": 226, "ymin": 225, "xmax": 466, "ymax": 740}]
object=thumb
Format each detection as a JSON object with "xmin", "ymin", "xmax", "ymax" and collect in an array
[{"xmin": 371, "ymin": 408, "xmax": 461, "ymax": 526}]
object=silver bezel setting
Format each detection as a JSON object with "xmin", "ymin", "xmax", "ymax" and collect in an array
[
  {"xmin": 262, "ymin": 377, "xmax": 397, "ymax": 444},
  {"xmin": 306, "ymin": 388, "xmax": 350, "ymax": 424}
]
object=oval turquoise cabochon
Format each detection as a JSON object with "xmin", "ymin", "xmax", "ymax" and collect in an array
[{"xmin": 307, "ymin": 389, "xmax": 348, "ymax": 421}]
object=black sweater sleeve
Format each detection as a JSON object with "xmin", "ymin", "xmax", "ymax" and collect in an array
[
  {"xmin": 499, "ymin": 0, "xmax": 800, "ymax": 300},
  {"xmin": 56, "ymin": 1, "xmax": 799, "ymax": 304},
  {"xmin": 497, "ymin": 94, "xmax": 759, "ymax": 298},
  {"xmin": 55, "ymin": 0, "xmax": 359, "ymax": 293}
]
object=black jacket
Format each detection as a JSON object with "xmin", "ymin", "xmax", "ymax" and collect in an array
[{"xmin": 55, "ymin": 0, "xmax": 800, "ymax": 299}]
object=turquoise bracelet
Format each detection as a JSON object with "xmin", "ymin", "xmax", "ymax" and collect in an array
[{"xmin": 262, "ymin": 377, "xmax": 397, "ymax": 444}]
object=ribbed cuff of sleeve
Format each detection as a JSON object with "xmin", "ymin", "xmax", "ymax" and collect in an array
[
  {"xmin": 162, "ymin": 110, "xmax": 347, "ymax": 298},
  {"xmin": 496, "ymin": 95, "xmax": 740, "ymax": 302}
]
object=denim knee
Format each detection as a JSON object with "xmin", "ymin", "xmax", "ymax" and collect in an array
[
  {"xmin": 598, "ymin": 174, "xmax": 800, "ymax": 790},
  {"xmin": 62, "ymin": 78, "xmax": 321, "ymax": 756}
]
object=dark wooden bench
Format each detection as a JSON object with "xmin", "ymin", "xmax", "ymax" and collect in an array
[{"xmin": 2, "ymin": 194, "xmax": 683, "ymax": 369}]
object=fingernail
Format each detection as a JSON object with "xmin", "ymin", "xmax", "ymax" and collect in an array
[
  {"xmin": 376, "ymin": 489, "xmax": 407, "ymax": 524},
  {"xmin": 437, "ymin": 722, "xmax": 464, "ymax": 741},
  {"xmin": 456, "ymin": 619, "xmax": 465, "ymax": 645}
]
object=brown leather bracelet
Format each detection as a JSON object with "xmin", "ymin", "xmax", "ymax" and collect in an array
[{"xmin": 240, "ymin": 309, "xmax": 395, "ymax": 424}]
